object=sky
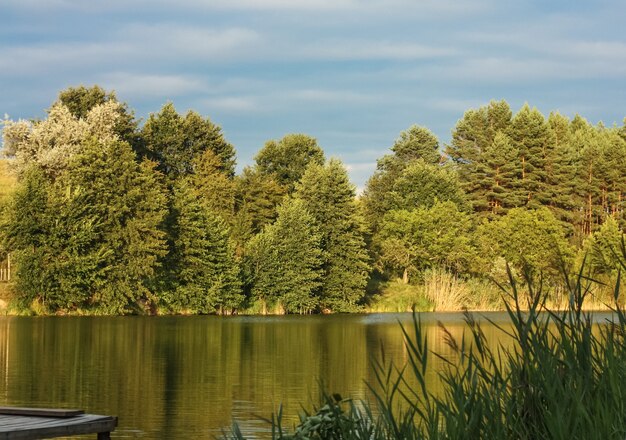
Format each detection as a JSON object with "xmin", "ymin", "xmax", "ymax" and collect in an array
[{"xmin": 1, "ymin": 0, "xmax": 625, "ymax": 190}]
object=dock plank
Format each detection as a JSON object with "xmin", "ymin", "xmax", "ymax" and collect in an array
[
  {"xmin": 0, "ymin": 413, "xmax": 117, "ymax": 439},
  {"xmin": 0, "ymin": 408, "xmax": 84, "ymax": 418}
]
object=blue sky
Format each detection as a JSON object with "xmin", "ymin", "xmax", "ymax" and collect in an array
[{"xmin": 1, "ymin": 0, "xmax": 625, "ymax": 190}]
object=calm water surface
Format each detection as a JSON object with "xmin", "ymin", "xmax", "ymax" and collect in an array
[{"xmin": 0, "ymin": 312, "xmax": 608, "ymax": 439}]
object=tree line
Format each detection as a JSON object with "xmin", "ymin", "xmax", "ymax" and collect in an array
[{"xmin": 1, "ymin": 87, "xmax": 625, "ymax": 314}]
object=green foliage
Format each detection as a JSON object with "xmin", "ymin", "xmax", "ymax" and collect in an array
[
  {"xmin": 388, "ymin": 125, "xmax": 441, "ymax": 166},
  {"xmin": 56, "ymin": 85, "xmax": 140, "ymax": 150},
  {"xmin": 189, "ymin": 149, "xmax": 236, "ymax": 222},
  {"xmin": 378, "ymin": 201, "xmax": 475, "ymax": 282},
  {"xmin": 471, "ymin": 131, "xmax": 522, "ymax": 215},
  {"xmin": 255, "ymin": 134, "xmax": 325, "ymax": 193},
  {"xmin": 233, "ymin": 166, "xmax": 287, "ymax": 253},
  {"xmin": 1, "ymin": 138, "xmax": 168, "ymax": 313},
  {"xmin": 477, "ymin": 207, "xmax": 572, "ymax": 279},
  {"xmin": 244, "ymin": 198, "xmax": 323, "ymax": 313},
  {"xmin": 163, "ymin": 180, "xmax": 242, "ymax": 314},
  {"xmin": 390, "ymin": 160, "xmax": 468, "ymax": 211},
  {"xmin": 0, "ymin": 160, "xmax": 17, "ymax": 204},
  {"xmin": 582, "ymin": 216, "xmax": 623, "ymax": 275},
  {"xmin": 5, "ymin": 89, "xmax": 626, "ymax": 316},
  {"xmin": 510, "ymin": 104, "xmax": 551, "ymax": 207},
  {"xmin": 363, "ymin": 126, "xmax": 446, "ymax": 231},
  {"xmin": 296, "ymin": 159, "xmax": 370, "ymax": 311},
  {"xmin": 2, "ymin": 101, "xmax": 122, "ymax": 179},
  {"xmin": 142, "ymin": 102, "xmax": 236, "ymax": 178},
  {"xmin": 447, "ymin": 100, "xmax": 513, "ymax": 184}
]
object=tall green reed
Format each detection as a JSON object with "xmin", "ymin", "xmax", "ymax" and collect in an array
[{"xmin": 226, "ymin": 261, "xmax": 626, "ymax": 439}]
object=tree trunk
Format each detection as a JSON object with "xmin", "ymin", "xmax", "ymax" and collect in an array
[{"xmin": 402, "ymin": 268, "xmax": 409, "ymax": 284}]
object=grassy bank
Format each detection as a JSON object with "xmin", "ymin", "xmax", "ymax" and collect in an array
[{"xmin": 226, "ymin": 266, "xmax": 626, "ymax": 439}]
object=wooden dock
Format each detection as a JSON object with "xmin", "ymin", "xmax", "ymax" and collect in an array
[{"xmin": 0, "ymin": 407, "xmax": 117, "ymax": 439}]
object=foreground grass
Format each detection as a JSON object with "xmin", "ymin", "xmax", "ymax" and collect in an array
[{"xmin": 226, "ymin": 265, "xmax": 626, "ymax": 439}]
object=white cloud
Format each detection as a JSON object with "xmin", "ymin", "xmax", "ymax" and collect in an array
[
  {"xmin": 303, "ymin": 40, "xmax": 456, "ymax": 61},
  {"xmin": 98, "ymin": 73, "xmax": 206, "ymax": 99},
  {"xmin": 287, "ymin": 89, "xmax": 375, "ymax": 103},
  {"xmin": 118, "ymin": 24, "xmax": 262, "ymax": 59},
  {"xmin": 202, "ymin": 97, "xmax": 260, "ymax": 113},
  {"xmin": 0, "ymin": 26, "xmax": 263, "ymax": 76},
  {"xmin": 4, "ymin": 0, "xmax": 494, "ymax": 15}
]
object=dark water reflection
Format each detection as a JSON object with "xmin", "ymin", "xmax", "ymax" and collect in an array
[{"xmin": 0, "ymin": 312, "xmax": 613, "ymax": 438}]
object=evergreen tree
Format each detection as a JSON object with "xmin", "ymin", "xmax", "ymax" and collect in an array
[
  {"xmin": 164, "ymin": 180, "xmax": 242, "ymax": 314},
  {"xmin": 232, "ymin": 166, "xmax": 287, "ymax": 253},
  {"xmin": 64, "ymin": 138, "xmax": 168, "ymax": 312},
  {"xmin": 388, "ymin": 125, "xmax": 440, "ymax": 166},
  {"xmin": 472, "ymin": 131, "xmax": 522, "ymax": 216},
  {"xmin": 245, "ymin": 198, "xmax": 323, "ymax": 313},
  {"xmin": 545, "ymin": 112, "xmax": 578, "ymax": 231},
  {"xmin": 599, "ymin": 130, "xmax": 626, "ymax": 224},
  {"xmin": 296, "ymin": 159, "xmax": 370, "ymax": 312},
  {"xmin": 572, "ymin": 125, "xmax": 604, "ymax": 236},
  {"xmin": 363, "ymin": 125, "xmax": 446, "ymax": 231},
  {"xmin": 255, "ymin": 134, "xmax": 325, "ymax": 193},
  {"xmin": 189, "ymin": 149, "xmax": 236, "ymax": 222},
  {"xmin": 447, "ymin": 100, "xmax": 513, "ymax": 184},
  {"xmin": 509, "ymin": 104, "xmax": 551, "ymax": 207}
]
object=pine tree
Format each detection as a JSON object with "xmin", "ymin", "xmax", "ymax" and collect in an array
[
  {"xmin": 65, "ymin": 138, "xmax": 168, "ymax": 312},
  {"xmin": 363, "ymin": 125, "xmax": 446, "ymax": 231},
  {"xmin": 509, "ymin": 104, "xmax": 551, "ymax": 208},
  {"xmin": 164, "ymin": 180, "xmax": 242, "ymax": 314},
  {"xmin": 388, "ymin": 125, "xmax": 441, "ymax": 165},
  {"xmin": 245, "ymin": 198, "xmax": 323, "ymax": 313},
  {"xmin": 189, "ymin": 149, "xmax": 236, "ymax": 222},
  {"xmin": 232, "ymin": 166, "xmax": 287, "ymax": 254},
  {"xmin": 572, "ymin": 125, "xmax": 604, "ymax": 236},
  {"xmin": 598, "ymin": 130, "xmax": 626, "ymax": 225},
  {"xmin": 545, "ymin": 112, "xmax": 578, "ymax": 232},
  {"xmin": 296, "ymin": 159, "xmax": 370, "ymax": 312},
  {"xmin": 473, "ymin": 131, "xmax": 522, "ymax": 216},
  {"xmin": 447, "ymin": 100, "xmax": 513, "ymax": 185}
]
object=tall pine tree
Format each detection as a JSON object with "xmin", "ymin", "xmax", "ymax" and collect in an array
[
  {"xmin": 296, "ymin": 159, "xmax": 370, "ymax": 312},
  {"xmin": 244, "ymin": 198, "xmax": 323, "ymax": 313}
]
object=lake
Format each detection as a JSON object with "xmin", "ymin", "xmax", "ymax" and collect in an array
[{"xmin": 0, "ymin": 311, "xmax": 591, "ymax": 438}]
